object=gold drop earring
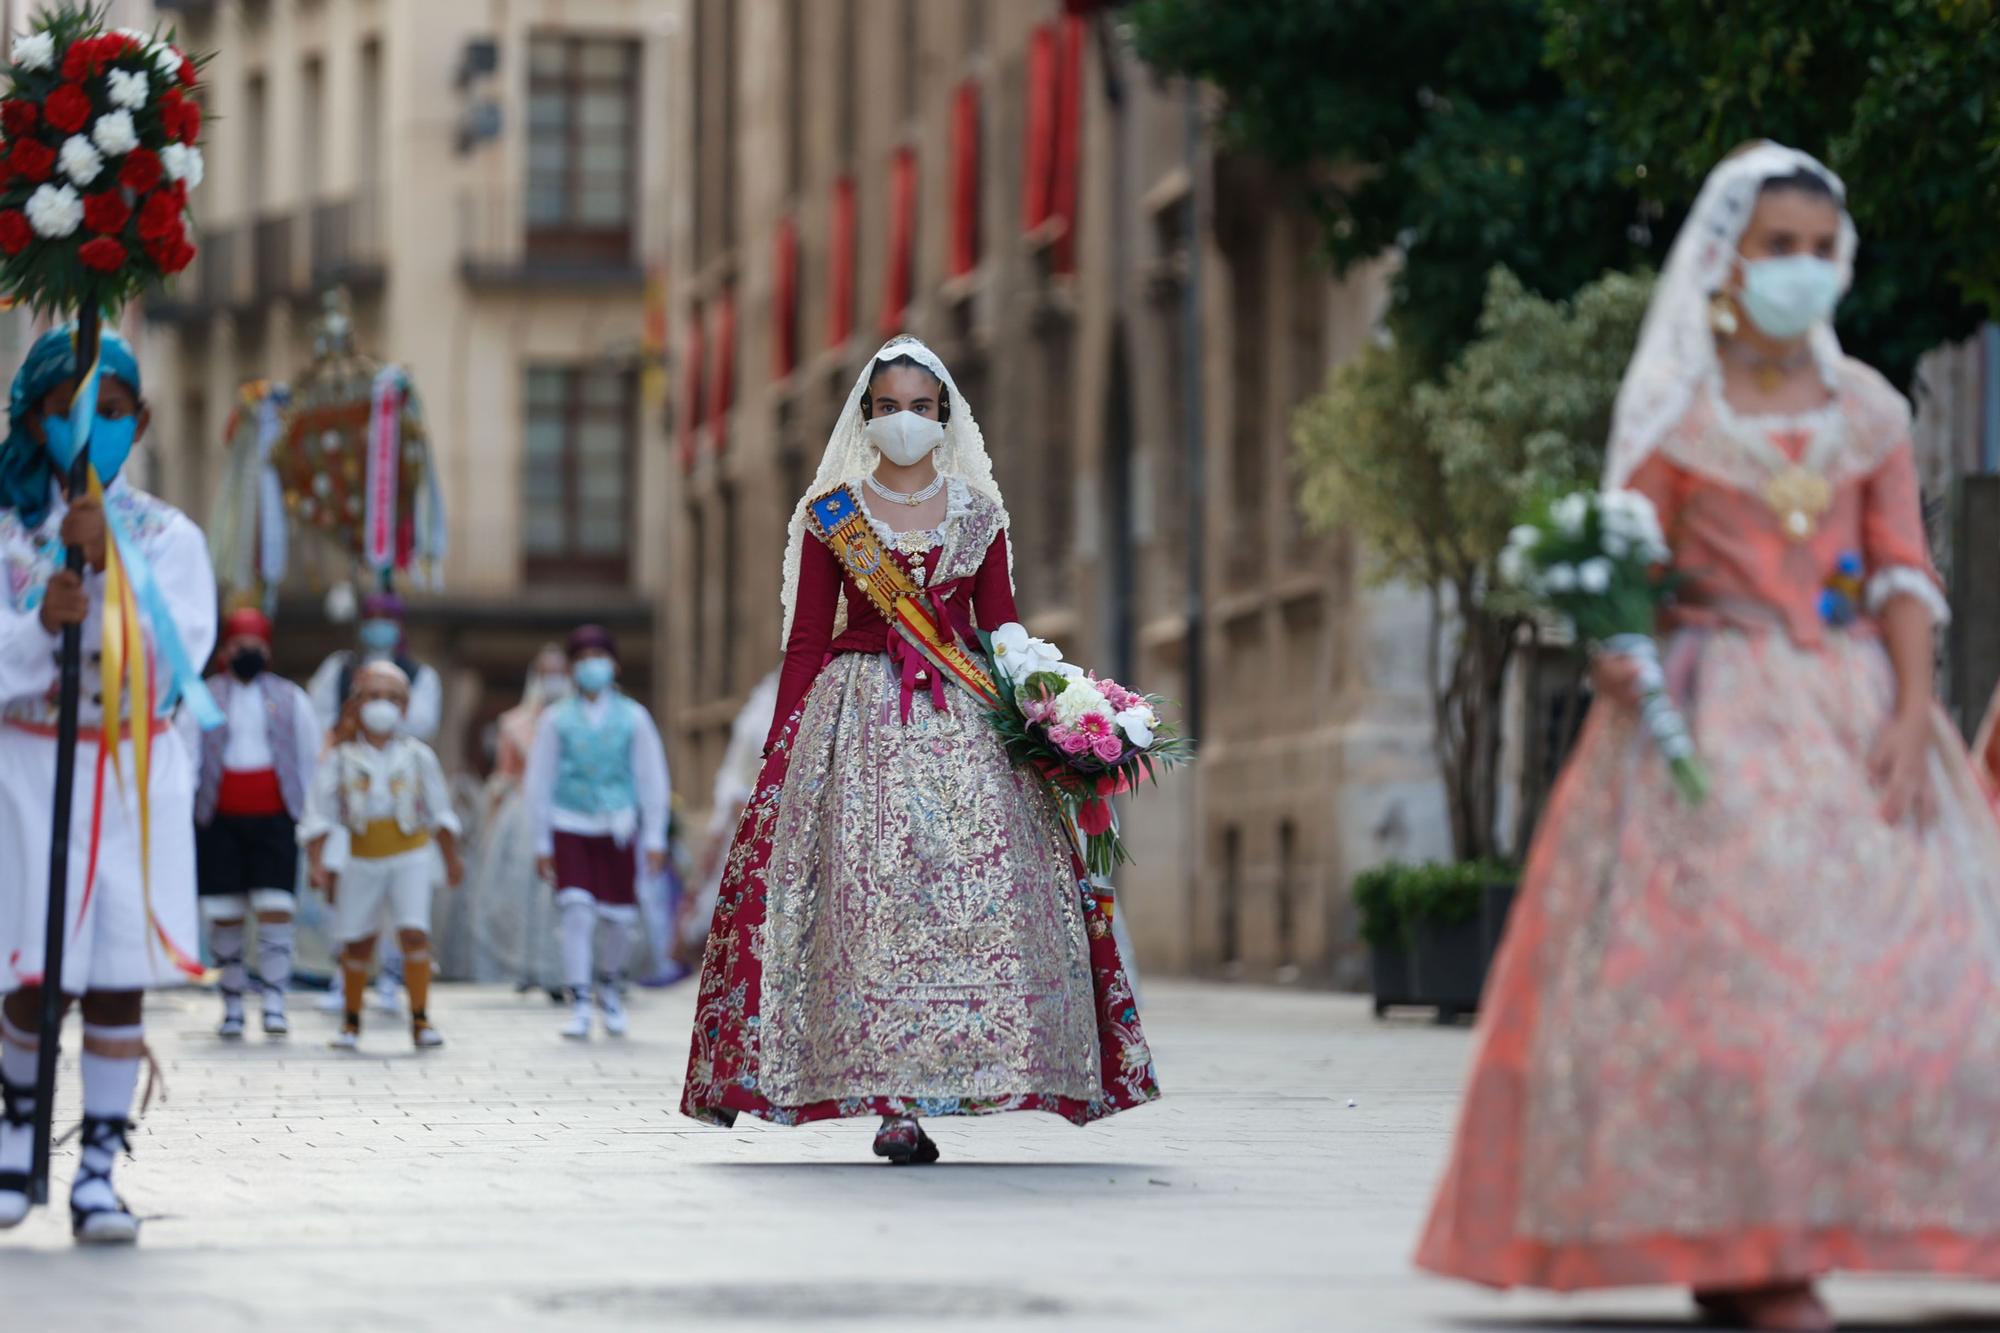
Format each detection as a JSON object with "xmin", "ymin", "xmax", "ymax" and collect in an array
[{"xmin": 1708, "ymin": 290, "xmax": 1739, "ymax": 337}]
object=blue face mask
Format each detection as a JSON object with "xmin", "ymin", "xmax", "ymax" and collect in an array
[
  {"xmin": 1737, "ymin": 254, "xmax": 1844, "ymax": 341},
  {"xmin": 358, "ymin": 619, "xmax": 401, "ymax": 653},
  {"xmin": 43, "ymin": 410, "xmax": 139, "ymax": 484},
  {"xmin": 574, "ymin": 657, "xmax": 615, "ymax": 695}
]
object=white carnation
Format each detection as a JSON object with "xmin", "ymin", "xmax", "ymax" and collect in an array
[
  {"xmin": 1498, "ymin": 544, "xmax": 1529, "ymax": 588},
  {"xmin": 1578, "ymin": 557, "xmax": 1613, "ymax": 595},
  {"xmin": 161, "ymin": 142, "xmax": 204, "ymax": 189},
  {"xmin": 57, "ymin": 135, "xmax": 102, "ymax": 187},
  {"xmin": 1507, "ymin": 524, "xmax": 1540, "ymax": 552},
  {"xmin": 91, "ymin": 110, "xmax": 139, "ymax": 157},
  {"xmin": 1053, "ymin": 678, "xmax": 1111, "ymax": 726},
  {"xmin": 1542, "ymin": 562, "xmax": 1578, "ymax": 594},
  {"xmin": 11, "ymin": 31, "xmax": 53, "ymax": 71},
  {"xmin": 1550, "ymin": 492, "xmax": 1590, "ymax": 538},
  {"xmin": 151, "ymin": 43, "xmax": 184, "ymax": 81},
  {"xmin": 106, "ymin": 68, "xmax": 149, "ymax": 111},
  {"xmin": 25, "ymin": 183, "xmax": 81, "ymax": 238}
]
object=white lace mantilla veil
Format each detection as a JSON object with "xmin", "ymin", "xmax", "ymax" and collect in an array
[
  {"xmin": 778, "ymin": 335, "xmax": 1012, "ymax": 646},
  {"xmin": 1602, "ymin": 141, "xmax": 1859, "ymax": 491}
]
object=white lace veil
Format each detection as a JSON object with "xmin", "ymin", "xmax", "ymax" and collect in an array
[
  {"xmin": 778, "ymin": 335, "xmax": 1011, "ymax": 645},
  {"xmin": 1603, "ymin": 141, "xmax": 1858, "ymax": 490}
]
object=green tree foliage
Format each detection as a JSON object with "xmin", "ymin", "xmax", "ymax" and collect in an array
[
  {"xmin": 1544, "ymin": 0, "xmax": 2000, "ymax": 386},
  {"xmin": 1295, "ymin": 269, "xmax": 1652, "ymax": 858},
  {"xmin": 1127, "ymin": 0, "xmax": 1651, "ymax": 370}
]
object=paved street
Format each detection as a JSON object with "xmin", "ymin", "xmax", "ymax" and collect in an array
[{"xmin": 3, "ymin": 981, "xmax": 1998, "ymax": 1332}]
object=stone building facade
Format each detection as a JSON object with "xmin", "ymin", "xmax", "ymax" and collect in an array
[
  {"xmin": 661, "ymin": 0, "xmax": 1449, "ymax": 982},
  {"xmin": 144, "ymin": 0, "xmax": 677, "ymax": 769}
]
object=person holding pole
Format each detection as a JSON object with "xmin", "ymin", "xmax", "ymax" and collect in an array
[{"xmin": 0, "ymin": 326, "xmax": 217, "ymax": 1242}]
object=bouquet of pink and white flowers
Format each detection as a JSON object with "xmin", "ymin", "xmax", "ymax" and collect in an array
[
  {"xmin": 1501, "ymin": 488, "xmax": 1708, "ymax": 805},
  {"xmin": 982, "ymin": 622, "xmax": 1194, "ymax": 878}
]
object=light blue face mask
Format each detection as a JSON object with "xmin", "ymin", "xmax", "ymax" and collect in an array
[
  {"xmin": 43, "ymin": 410, "xmax": 139, "ymax": 484},
  {"xmin": 574, "ymin": 657, "xmax": 615, "ymax": 696},
  {"xmin": 1738, "ymin": 254, "xmax": 1844, "ymax": 341},
  {"xmin": 358, "ymin": 618, "xmax": 401, "ymax": 652}
]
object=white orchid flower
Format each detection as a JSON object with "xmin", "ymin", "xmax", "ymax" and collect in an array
[{"xmin": 1114, "ymin": 706, "xmax": 1156, "ymax": 749}]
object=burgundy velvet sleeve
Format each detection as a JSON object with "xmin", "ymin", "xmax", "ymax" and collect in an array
[
  {"xmin": 970, "ymin": 529, "xmax": 1020, "ymax": 630},
  {"xmin": 769, "ymin": 533, "xmax": 841, "ymax": 750}
]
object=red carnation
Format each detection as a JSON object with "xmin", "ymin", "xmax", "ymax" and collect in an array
[
  {"xmin": 83, "ymin": 190, "xmax": 130, "ymax": 235},
  {"xmin": 79, "ymin": 236, "xmax": 126, "ymax": 273},
  {"xmin": 7, "ymin": 138, "xmax": 54, "ymax": 184},
  {"xmin": 60, "ymin": 36, "xmax": 106, "ymax": 83},
  {"xmin": 155, "ymin": 236, "xmax": 194, "ymax": 274},
  {"xmin": 44, "ymin": 83, "xmax": 91, "ymax": 134},
  {"xmin": 177, "ymin": 53, "xmax": 198, "ymax": 88},
  {"xmin": 137, "ymin": 189, "xmax": 182, "ymax": 242},
  {"xmin": 176, "ymin": 98, "xmax": 201, "ymax": 145},
  {"xmin": 0, "ymin": 209, "xmax": 30, "ymax": 256},
  {"xmin": 0, "ymin": 100, "xmax": 37, "ymax": 139},
  {"xmin": 118, "ymin": 147, "xmax": 161, "ymax": 193}
]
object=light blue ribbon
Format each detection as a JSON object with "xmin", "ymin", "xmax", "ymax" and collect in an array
[{"xmin": 102, "ymin": 498, "xmax": 223, "ymax": 730}]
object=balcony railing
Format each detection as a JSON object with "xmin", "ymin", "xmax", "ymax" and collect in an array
[
  {"xmin": 309, "ymin": 192, "xmax": 386, "ymax": 293},
  {"xmin": 251, "ymin": 212, "xmax": 300, "ymax": 303},
  {"xmin": 458, "ymin": 186, "xmax": 648, "ymax": 289}
]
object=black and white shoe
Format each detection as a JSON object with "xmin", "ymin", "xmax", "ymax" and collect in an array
[
  {"xmin": 69, "ymin": 1116, "xmax": 139, "ymax": 1246},
  {"xmin": 0, "ymin": 1074, "xmax": 33, "ymax": 1228}
]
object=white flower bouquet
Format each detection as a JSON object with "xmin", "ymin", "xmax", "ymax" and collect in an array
[
  {"xmin": 981, "ymin": 622, "xmax": 1194, "ymax": 878},
  {"xmin": 1501, "ymin": 489, "xmax": 1709, "ymax": 805}
]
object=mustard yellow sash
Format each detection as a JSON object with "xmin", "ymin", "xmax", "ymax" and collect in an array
[{"xmin": 806, "ymin": 484, "xmax": 1002, "ymax": 709}]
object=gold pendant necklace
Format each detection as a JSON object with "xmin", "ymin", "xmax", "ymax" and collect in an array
[{"xmin": 1761, "ymin": 465, "xmax": 1833, "ymax": 542}]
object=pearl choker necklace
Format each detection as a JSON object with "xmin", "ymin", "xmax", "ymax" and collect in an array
[{"xmin": 866, "ymin": 473, "xmax": 947, "ymax": 507}]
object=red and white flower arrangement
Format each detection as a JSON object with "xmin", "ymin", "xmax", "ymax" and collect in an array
[
  {"xmin": 983, "ymin": 622, "xmax": 1194, "ymax": 878},
  {"xmin": 0, "ymin": 4, "xmax": 205, "ymax": 313}
]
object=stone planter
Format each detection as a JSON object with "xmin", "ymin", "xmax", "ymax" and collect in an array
[
  {"xmin": 1370, "ymin": 942, "xmax": 1418, "ymax": 1017},
  {"xmin": 1479, "ymin": 879, "xmax": 1517, "ymax": 969},
  {"xmin": 1409, "ymin": 916, "xmax": 1485, "ymax": 1022}
]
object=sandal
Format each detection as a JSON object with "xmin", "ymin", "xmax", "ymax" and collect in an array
[{"xmin": 69, "ymin": 1115, "xmax": 139, "ymax": 1245}]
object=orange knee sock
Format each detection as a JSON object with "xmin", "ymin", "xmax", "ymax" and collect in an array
[
  {"xmin": 404, "ymin": 943, "xmax": 432, "ymax": 1023},
  {"xmin": 341, "ymin": 956, "xmax": 369, "ymax": 1025}
]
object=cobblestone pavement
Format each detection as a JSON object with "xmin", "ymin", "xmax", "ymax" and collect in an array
[{"xmin": 2, "ymin": 981, "xmax": 1996, "ymax": 1332}]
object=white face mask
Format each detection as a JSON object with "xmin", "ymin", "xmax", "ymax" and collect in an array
[
  {"xmin": 359, "ymin": 699, "xmax": 403, "ymax": 736},
  {"xmin": 1737, "ymin": 254, "xmax": 1844, "ymax": 341},
  {"xmin": 864, "ymin": 411, "xmax": 946, "ymax": 468}
]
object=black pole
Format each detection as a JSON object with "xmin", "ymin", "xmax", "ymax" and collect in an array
[{"xmin": 29, "ymin": 304, "xmax": 101, "ymax": 1206}]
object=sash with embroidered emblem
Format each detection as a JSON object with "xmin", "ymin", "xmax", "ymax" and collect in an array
[{"xmin": 805, "ymin": 484, "xmax": 1002, "ymax": 710}]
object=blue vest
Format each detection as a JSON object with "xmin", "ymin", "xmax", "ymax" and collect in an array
[{"xmin": 552, "ymin": 694, "xmax": 640, "ymax": 816}]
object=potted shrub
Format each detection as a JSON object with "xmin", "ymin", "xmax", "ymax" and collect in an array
[
  {"xmin": 1400, "ymin": 860, "xmax": 1513, "ymax": 1021},
  {"xmin": 1353, "ymin": 862, "xmax": 1416, "ymax": 1017}
]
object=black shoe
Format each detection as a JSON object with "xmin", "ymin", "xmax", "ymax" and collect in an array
[{"xmin": 871, "ymin": 1117, "xmax": 941, "ymax": 1166}]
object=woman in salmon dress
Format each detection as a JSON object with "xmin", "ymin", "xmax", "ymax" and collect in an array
[
  {"xmin": 680, "ymin": 336, "xmax": 1156, "ymax": 1162},
  {"xmin": 1417, "ymin": 143, "xmax": 2000, "ymax": 1331}
]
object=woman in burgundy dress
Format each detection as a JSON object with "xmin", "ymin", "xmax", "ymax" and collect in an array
[{"xmin": 680, "ymin": 336, "xmax": 1156, "ymax": 1162}]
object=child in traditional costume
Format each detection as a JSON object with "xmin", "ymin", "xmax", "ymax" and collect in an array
[
  {"xmin": 186, "ymin": 607, "xmax": 320, "ymax": 1038},
  {"xmin": 0, "ymin": 326, "xmax": 217, "ymax": 1242},
  {"xmin": 303, "ymin": 661, "xmax": 463, "ymax": 1051},
  {"xmin": 1416, "ymin": 144, "xmax": 2000, "ymax": 1332},
  {"xmin": 680, "ymin": 336, "xmax": 1156, "ymax": 1164},
  {"xmin": 523, "ymin": 625, "xmax": 670, "ymax": 1040}
]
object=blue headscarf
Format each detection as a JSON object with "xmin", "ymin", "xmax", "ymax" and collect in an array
[{"xmin": 0, "ymin": 324, "xmax": 143, "ymax": 529}]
